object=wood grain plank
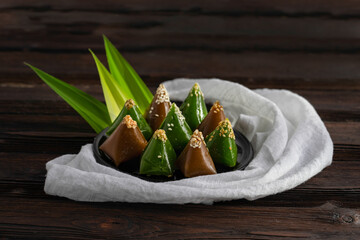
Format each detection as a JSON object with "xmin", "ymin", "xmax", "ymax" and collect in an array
[
  {"xmin": 2, "ymin": 51, "xmax": 359, "ymax": 90},
  {"xmin": 3, "ymin": 10, "xmax": 360, "ymax": 53},
  {"xmin": 2, "ymin": 179, "xmax": 360, "ymax": 209},
  {"xmin": 2, "ymin": 0, "xmax": 360, "ymax": 16},
  {"xmin": 0, "ymin": 196, "xmax": 359, "ymax": 239}
]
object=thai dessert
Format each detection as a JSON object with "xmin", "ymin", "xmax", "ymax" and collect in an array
[
  {"xmin": 180, "ymin": 83, "xmax": 208, "ymax": 131},
  {"xmin": 159, "ymin": 103, "xmax": 192, "ymax": 153},
  {"xmin": 100, "ymin": 115, "xmax": 147, "ymax": 167},
  {"xmin": 176, "ymin": 130, "xmax": 217, "ymax": 177},
  {"xmin": 205, "ymin": 119, "xmax": 237, "ymax": 167},
  {"xmin": 98, "ymin": 83, "xmax": 239, "ymax": 178},
  {"xmin": 106, "ymin": 99, "xmax": 153, "ymax": 140},
  {"xmin": 145, "ymin": 84, "xmax": 171, "ymax": 131},
  {"xmin": 140, "ymin": 129, "xmax": 177, "ymax": 177},
  {"xmin": 198, "ymin": 100, "xmax": 225, "ymax": 138}
]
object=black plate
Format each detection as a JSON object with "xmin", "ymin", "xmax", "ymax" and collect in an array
[{"xmin": 92, "ymin": 126, "xmax": 254, "ymax": 182}]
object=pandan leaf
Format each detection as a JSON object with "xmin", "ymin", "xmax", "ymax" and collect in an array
[
  {"xmin": 103, "ymin": 35, "xmax": 153, "ymax": 114},
  {"xmin": 89, "ymin": 49, "xmax": 128, "ymax": 122},
  {"xmin": 25, "ymin": 63, "xmax": 111, "ymax": 134}
]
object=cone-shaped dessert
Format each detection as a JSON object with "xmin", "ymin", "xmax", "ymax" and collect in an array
[
  {"xmin": 106, "ymin": 99, "xmax": 153, "ymax": 140},
  {"xmin": 180, "ymin": 83, "xmax": 208, "ymax": 131},
  {"xmin": 100, "ymin": 115, "xmax": 148, "ymax": 167},
  {"xmin": 146, "ymin": 84, "xmax": 171, "ymax": 131},
  {"xmin": 159, "ymin": 103, "xmax": 192, "ymax": 153},
  {"xmin": 205, "ymin": 119, "xmax": 237, "ymax": 167},
  {"xmin": 198, "ymin": 101, "xmax": 226, "ymax": 138},
  {"xmin": 140, "ymin": 129, "xmax": 177, "ymax": 177},
  {"xmin": 176, "ymin": 130, "xmax": 216, "ymax": 178}
]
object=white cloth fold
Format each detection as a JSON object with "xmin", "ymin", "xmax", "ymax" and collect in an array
[{"xmin": 44, "ymin": 79, "xmax": 333, "ymax": 204}]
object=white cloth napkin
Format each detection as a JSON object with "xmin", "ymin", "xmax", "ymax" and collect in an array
[{"xmin": 44, "ymin": 79, "xmax": 333, "ymax": 204}]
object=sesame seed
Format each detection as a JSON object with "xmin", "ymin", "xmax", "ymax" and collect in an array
[
  {"xmin": 190, "ymin": 130, "xmax": 205, "ymax": 148},
  {"xmin": 157, "ymin": 155, "xmax": 161, "ymax": 158},
  {"xmin": 154, "ymin": 84, "xmax": 170, "ymax": 104},
  {"xmin": 154, "ymin": 114, "xmax": 159, "ymax": 117},
  {"xmin": 173, "ymin": 104, "xmax": 186, "ymax": 123},
  {"xmin": 153, "ymin": 129, "xmax": 167, "ymax": 142},
  {"xmin": 187, "ymin": 103, "xmax": 190, "ymax": 107},
  {"xmin": 168, "ymin": 128, "xmax": 172, "ymax": 131},
  {"xmin": 123, "ymin": 115, "xmax": 137, "ymax": 129},
  {"xmin": 229, "ymin": 147, "xmax": 232, "ymax": 150},
  {"xmin": 125, "ymin": 99, "xmax": 135, "ymax": 110},
  {"xmin": 215, "ymin": 119, "xmax": 236, "ymax": 140}
]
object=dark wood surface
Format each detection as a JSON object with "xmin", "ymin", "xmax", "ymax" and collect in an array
[{"xmin": 1, "ymin": 1, "xmax": 360, "ymax": 239}]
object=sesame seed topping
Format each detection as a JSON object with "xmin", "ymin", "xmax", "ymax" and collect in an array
[
  {"xmin": 187, "ymin": 103, "xmax": 190, "ymax": 107},
  {"xmin": 153, "ymin": 129, "xmax": 167, "ymax": 142},
  {"xmin": 215, "ymin": 119, "xmax": 235, "ymax": 140},
  {"xmin": 155, "ymin": 84, "xmax": 170, "ymax": 104},
  {"xmin": 211, "ymin": 101, "xmax": 224, "ymax": 114},
  {"xmin": 167, "ymin": 123, "xmax": 171, "ymax": 127},
  {"xmin": 123, "ymin": 115, "xmax": 137, "ymax": 129},
  {"xmin": 125, "ymin": 99, "xmax": 135, "ymax": 110},
  {"xmin": 173, "ymin": 104, "xmax": 185, "ymax": 123},
  {"xmin": 190, "ymin": 83, "xmax": 204, "ymax": 98},
  {"xmin": 157, "ymin": 155, "xmax": 161, "ymax": 158},
  {"xmin": 189, "ymin": 129, "xmax": 205, "ymax": 148},
  {"xmin": 229, "ymin": 147, "xmax": 232, "ymax": 150},
  {"xmin": 168, "ymin": 128, "xmax": 172, "ymax": 131},
  {"xmin": 154, "ymin": 113, "xmax": 159, "ymax": 117}
]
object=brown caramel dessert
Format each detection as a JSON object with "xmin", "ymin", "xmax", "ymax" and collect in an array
[
  {"xmin": 99, "ymin": 115, "xmax": 147, "ymax": 167},
  {"xmin": 176, "ymin": 130, "xmax": 217, "ymax": 177},
  {"xmin": 146, "ymin": 84, "xmax": 171, "ymax": 131},
  {"xmin": 198, "ymin": 101, "xmax": 225, "ymax": 138}
]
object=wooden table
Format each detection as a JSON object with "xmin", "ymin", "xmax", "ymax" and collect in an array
[{"xmin": 1, "ymin": 1, "xmax": 359, "ymax": 239}]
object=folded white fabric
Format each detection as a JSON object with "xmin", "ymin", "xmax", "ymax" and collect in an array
[{"xmin": 44, "ymin": 79, "xmax": 333, "ymax": 204}]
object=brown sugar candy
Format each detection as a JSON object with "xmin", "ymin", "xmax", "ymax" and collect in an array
[
  {"xmin": 176, "ymin": 130, "xmax": 217, "ymax": 178},
  {"xmin": 198, "ymin": 100, "xmax": 225, "ymax": 138},
  {"xmin": 99, "ymin": 115, "xmax": 147, "ymax": 167},
  {"xmin": 146, "ymin": 84, "xmax": 171, "ymax": 131}
]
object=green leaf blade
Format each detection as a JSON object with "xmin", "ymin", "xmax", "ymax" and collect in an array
[
  {"xmin": 89, "ymin": 49, "xmax": 129, "ymax": 122},
  {"xmin": 25, "ymin": 63, "xmax": 111, "ymax": 133},
  {"xmin": 103, "ymin": 35, "xmax": 153, "ymax": 114}
]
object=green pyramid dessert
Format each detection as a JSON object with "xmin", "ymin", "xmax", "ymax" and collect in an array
[
  {"xmin": 139, "ymin": 129, "xmax": 177, "ymax": 177},
  {"xmin": 205, "ymin": 119, "xmax": 238, "ymax": 167},
  {"xmin": 106, "ymin": 99, "xmax": 153, "ymax": 140},
  {"xmin": 159, "ymin": 103, "xmax": 192, "ymax": 153},
  {"xmin": 180, "ymin": 83, "xmax": 208, "ymax": 131}
]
